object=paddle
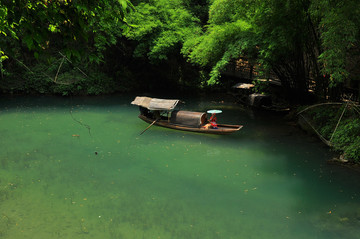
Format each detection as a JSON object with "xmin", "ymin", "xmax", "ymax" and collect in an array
[{"xmin": 140, "ymin": 118, "xmax": 159, "ymax": 135}]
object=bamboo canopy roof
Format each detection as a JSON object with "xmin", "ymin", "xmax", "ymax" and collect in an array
[{"xmin": 131, "ymin": 96, "xmax": 179, "ymax": 111}]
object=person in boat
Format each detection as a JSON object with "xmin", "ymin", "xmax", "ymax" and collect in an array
[
  {"xmin": 203, "ymin": 113, "xmax": 218, "ymax": 129},
  {"xmin": 209, "ymin": 113, "xmax": 218, "ymax": 129}
]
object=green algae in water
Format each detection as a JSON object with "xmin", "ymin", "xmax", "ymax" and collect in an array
[{"xmin": 0, "ymin": 95, "xmax": 360, "ymax": 238}]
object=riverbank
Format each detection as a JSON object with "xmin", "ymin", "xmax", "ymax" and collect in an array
[{"xmin": 296, "ymin": 102, "xmax": 360, "ymax": 165}]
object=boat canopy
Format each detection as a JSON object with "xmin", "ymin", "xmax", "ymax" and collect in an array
[
  {"xmin": 170, "ymin": 110, "xmax": 207, "ymax": 128},
  {"xmin": 131, "ymin": 96, "xmax": 180, "ymax": 111}
]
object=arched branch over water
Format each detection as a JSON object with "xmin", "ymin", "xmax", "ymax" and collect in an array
[{"xmin": 297, "ymin": 101, "xmax": 360, "ymax": 147}]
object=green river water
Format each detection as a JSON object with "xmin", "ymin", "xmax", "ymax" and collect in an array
[{"xmin": 0, "ymin": 94, "xmax": 360, "ymax": 239}]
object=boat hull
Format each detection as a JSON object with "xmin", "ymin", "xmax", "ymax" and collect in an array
[{"xmin": 138, "ymin": 115, "xmax": 243, "ymax": 135}]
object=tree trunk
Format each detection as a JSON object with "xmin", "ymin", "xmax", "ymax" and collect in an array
[
  {"xmin": 249, "ymin": 64, "xmax": 253, "ymax": 80},
  {"xmin": 358, "ymin": 81, "xmax": 360, "ymax": 104}
]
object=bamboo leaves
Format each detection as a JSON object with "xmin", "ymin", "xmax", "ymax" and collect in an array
[
  {"xmin": 0, "ymin": 0, "xmax": 133, "ymax": 63},
  {"xmin": 125, "ymin": 0, "xmax": 202, "ymax": 62}
]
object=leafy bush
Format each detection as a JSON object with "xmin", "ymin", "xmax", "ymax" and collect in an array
[
  {"xmin": 331, "ymin": 118, "xmax": 360, "ymax": 162},
  {"xmin": 51, "ymin": 71, "xmax": 116, "ymax": 96},
  {"xmin": 343, "ymin": 137, "xmax": 360, "ymax": 162},
  {"xmin": 301, "ymin": 104, "xmax": 360, "ymax": 162},
  {"xmin": 305, "ymin": 105, "xmax": 343, "ymax": 138},
  {"xmin": 252, "ymin": 79, "xmax": 270, "ymax": 94},
  {"xmin": 3, "ymin": 60, "xmax": 119, "ymax": 95}
]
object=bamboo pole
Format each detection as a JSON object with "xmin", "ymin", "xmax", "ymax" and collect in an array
[
  {"xmin": 297, "ymin": 102, "xmax": 343, "ymax": 115},
  {"xmin": 330, "ymin": 101, "xmax": 349, "ymax": 142},
  {"xmin": 140, "ymin": 119, "xmax": 158, "ymax": 135},
  {"xmin": 54, "ymin": 56, "xmax": 65, "ymax": 83},
  {"xmin": 299, "ymin": 114, "xmax": 332, "ymax": 146}
]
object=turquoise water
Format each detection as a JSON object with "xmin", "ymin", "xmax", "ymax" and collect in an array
[{"xmin": 0, "ymin": 95, "xmax": 360, "ymax": 239}]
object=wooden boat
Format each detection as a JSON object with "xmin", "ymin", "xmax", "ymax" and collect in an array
[{"xmin": 131, "ymin": 96, "xmax": 243, "ymax": 135}]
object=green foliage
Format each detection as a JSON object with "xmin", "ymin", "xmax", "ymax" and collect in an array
[
  {"xmin": 181, "ymin": 0, "xmax": 360, "ymax": 93},
  {"xmin": 121, "ymin": 0, "xmax": 206, "ymax": 90},
  {"xmin": 331, "ymin": 118, "xmax": 360, "ymax": 162},
  {"xmin": 343, "ymin": 137, "xmax": 360, "ymax": 162},
  {"xmin": 0, "ymin": 0, "xmax": 135, "ymax": 95},
  {"xmin": 125, "ymin": 0, "xmax": 202, "ymax": 62},
  {"xmin": 255, "ymin": 1, "xmax": 310, "ymax": 64},
  {"xmin": 0, "ymin": 0, "xmax": 133, "ymax": 63},
  {"xmin": 305, "ymin": 105, "xmax": 340, "ymax": 138},
  {"xmin": 0, "ymin": 50, "xmax": 8, "ymax": 76},
  {"xmin": 316, "ymin": 0, "xmax": 360, "ymax": 86},
  {"xmin": 182, "ymin": 0, "xmax": 257, "ymax": 85},
  {"xmin": 51, "ymin": 72, "xmax": 117, "ymax": 96},
  {"xmin": 182, "ymin": 0, "xmax": 209, "ymax": 25},
  {"xmin": 1, "ymin": 0, "xmax": 360, "ymax": 95},
  {"xmin": 2, "ymin": 60, "xmax": 118, "ymax": 95},
  {"xmin": 183, "ymin": 20, "xmax": 253, "ymax": 66},
  {"xmin": 303, "ymin": 104, "xmax": 360, "ymax": 162},
  {"xmin": 252, "ymin": 79, "xmax": 270, "ymax": 95},
  {"xmin": 183, "ymin": 0, "xmax": 317, "ymax": 86}
]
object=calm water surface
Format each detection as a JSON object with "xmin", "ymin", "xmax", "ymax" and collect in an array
[{"xmin": 0, "ymin": 95, "xmax": 360, "ymax": 239}]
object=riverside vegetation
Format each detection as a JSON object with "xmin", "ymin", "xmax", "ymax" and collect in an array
[
  {"xmin": 1, "ymin": 0, "xmax": 360, "ymax": 98},
  {"xmin": 298, "ymin": 103, "xmax": 360, "ymax": 163}
]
